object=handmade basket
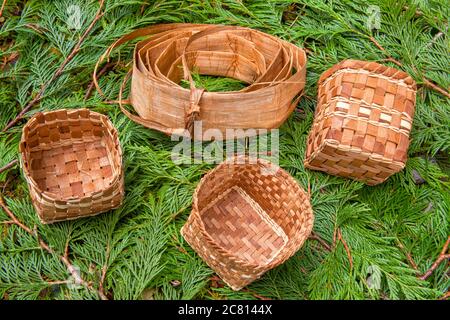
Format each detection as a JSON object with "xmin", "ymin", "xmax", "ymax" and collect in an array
[
  {"xmin": 181, "ymin": 156, "xmax": 314, "ymax": 290},
  {"xmin": 19, "ymin": 109, "xmax": 124, "ymax": 224},
  {"xmin": 94, "ymin": 23, "xmax": 307, "ymax": 140},
  {"xmin": 304, "ymin": 59, "xmax": 417, "ymax": 185}
]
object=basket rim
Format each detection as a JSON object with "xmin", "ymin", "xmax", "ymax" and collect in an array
[
  {"xmin": 318, "ymin": 59, "xmax": 417, "ymax": 89},
  {"xmin": 189, "ymin": 155, "xmax": 314, "ymax": 269},
  {"xmin": 131, "ymin": 27, "xmax": 308, "ymax": 96},
  {"xmin": 19, "ymin": 108, "xmax": 123, "ymax": 201}
]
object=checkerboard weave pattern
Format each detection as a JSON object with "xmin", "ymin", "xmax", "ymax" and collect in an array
[
  {"xmin": 304, "ymin": 60, "xmax": 417, "ymax": 185},
  {"xmin": 181, "ymin": 156, "xmax": 314, "ymax": 290},
  {"xmin": 20, "ymin": 109, "xmax": 124, "ymax": 224}
]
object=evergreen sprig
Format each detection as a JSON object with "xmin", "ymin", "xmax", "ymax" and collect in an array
[{"xmin": 0, "ymin": 0, "xmax": 448, "ymax": 300}]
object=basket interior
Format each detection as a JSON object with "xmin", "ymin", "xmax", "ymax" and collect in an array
[
  {"xmin": 201, "ymin": 186, "xmax": 288, "ymax": 265},
  {"xmin": 23, "ymin": 111, "xmax": 119, "ymax": 199}
]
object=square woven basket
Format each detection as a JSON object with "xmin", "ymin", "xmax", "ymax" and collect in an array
[
  {"xmin": 19, "ymin": 109, "xmax": 124, "ymax": 224},
  {"xmin": 181, "ymin": 156, "xmax": 314, "ymax": 290},
  {"xmin": 304, "ymin": 59, "xmax": 417, "ymax": 185}
]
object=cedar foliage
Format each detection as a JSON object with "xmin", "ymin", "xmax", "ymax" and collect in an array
[{"xmin": 0, "ymin": 0, "xmax": 449, "ymax": 300}]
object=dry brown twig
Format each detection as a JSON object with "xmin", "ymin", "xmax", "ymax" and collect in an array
[
  {"xmin": 337, "ymin": 228, "xmax": 353, "ymax": 270},
  {"xmin": 43, "ymin": 279, "xmax": 72, "ymax": 286},
  {"xmin": 84, "ymin": 61, "xmax": 115, "ymax": 100},
  {"xmin": 332, "ymin": 228, "xmax": 338, "ymax": 247},
  {"xmin": 396, "ymin": 239, "xmax": 419, "ymax": 272},
  {"xmin": 309, "ymin": 231, "xmax": 332, "ymax": 252},
  {"xmin": 419, "ymin": 235, "xmax": 450, "ymax": 281},
  {"xmin": 63, "ymin": 236, "xmax": 71, "ymax": 261},
  {"xmin": 0, "ymin": 196, "xmax": 108, "ymax": 300},
  {"xmin": 2, "ymin": 0, "xmax": 106, "ymax": 132},
  {"xmin": 439, "ymin": 291, "xmax": 450, "ymax": 300},
  {"xmin": 1, "ymin": 52, "xmax": 18, "ymax": 70},
  {"xmin": 318, "ymin": 226, "xmax": 353, "ymax": 269},
  {"xmin": 0, "ymin": 159, "xmax": 18, "ymax": 175},
  {"xmin": 25, "ymin": 23, "xmax": 44, "ymax": 34},
  {"xmin": 0, "ymin": 0, "xmax": 7, "ymax": 20},
  {"xmin": 402, "ymin": 5, "xmax": 423, "ymax": 17},
  {"xmin": 242, "ymin": 288, "xmax": 272, "ymax": 300},
  {"xmin": 98, "ymin": 242, "xmax": 110, "ymax": 299},
  {"xmin": 140, "ymin": 3, "xmax": 147, "ymax": 14}
]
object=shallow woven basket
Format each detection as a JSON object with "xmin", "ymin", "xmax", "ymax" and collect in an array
[
  {"xmin": 181, "ymin": 156, "xmax": 314, "ymax": 290},
  {"xmin": 304, "ymin": 59, "xmax": 417, "ymax": 185},
  {"xmin": 19, "ymin": 109, "xmax": 124, "ymax": 224},
  {"xmin": 94, "ymin": 23, "xmax": 307, "ymax": 140}
]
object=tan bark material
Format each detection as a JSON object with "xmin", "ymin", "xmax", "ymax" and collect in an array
[{"xmin": 94, "ymin": 23, "xmax": 307, "ymax": 140}]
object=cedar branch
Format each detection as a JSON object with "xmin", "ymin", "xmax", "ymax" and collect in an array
[
  {"xmin": 422, "ymin": 78, "xmax": 450, "ymax": 99},
  {"xmin": 0, "ymin": 196, "xmax": 108, "ymax": 300},
  {"xmin": 2, "ymin": 0, "xmax": 106, "ymax": 132},
  {"xmin": 419, "ymin": 236, "xmax": 450, "ymax": 281},
  {"xmin": 369, "ymin": 36, "xmax": 450, "ymax": 99}
]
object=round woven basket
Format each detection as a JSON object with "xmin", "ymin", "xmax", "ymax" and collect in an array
[
  {"xmin": 94, "ymin": 23, "xmax": 307, "ymax": 140},
  {"xmin": 19, "ymin": 109, "xmax": 124, "ymax": 224},
  {"xmin": 181, "ymin": 156, "xmax": 314, "ymax": 290}
]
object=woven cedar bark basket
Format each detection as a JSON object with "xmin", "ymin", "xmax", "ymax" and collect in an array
[
  {"xmin": 19, "ymin": 109, "xmax": 124, "ymax": 224},
  {"xmin": 304, "ymin": 59, "xmax": 417, "ymax": 185},
  {"xmin": 181, "ymin": 156, "xmax": 314, "ymax": 290},
  {"xmin": 94, "ymin": 23, "xmax": 307, "ymax": 140}
]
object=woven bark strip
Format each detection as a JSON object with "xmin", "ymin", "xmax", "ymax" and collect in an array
[
  {"xmin": 94, "ymin": 23, "xmax": 307, "ymax": 140},
  {"xmin": 19, "ymin": 109, "xmax": 124, "ymax": 224},
  {"xmin": 304, "ymin": 59, "xmax": 417, "ymax": 185},
  {"xmin": 181, "ymin": 156, "xmax": 314, "ymax": 290}
]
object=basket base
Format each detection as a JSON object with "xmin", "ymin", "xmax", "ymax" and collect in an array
[
  {"xmin": 202, "ymin": 186, "xmax": 288, "ymax": 266},
  {"xmin": 29, "ymin": 140, "xmax": 115, "ymax": 198}
]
